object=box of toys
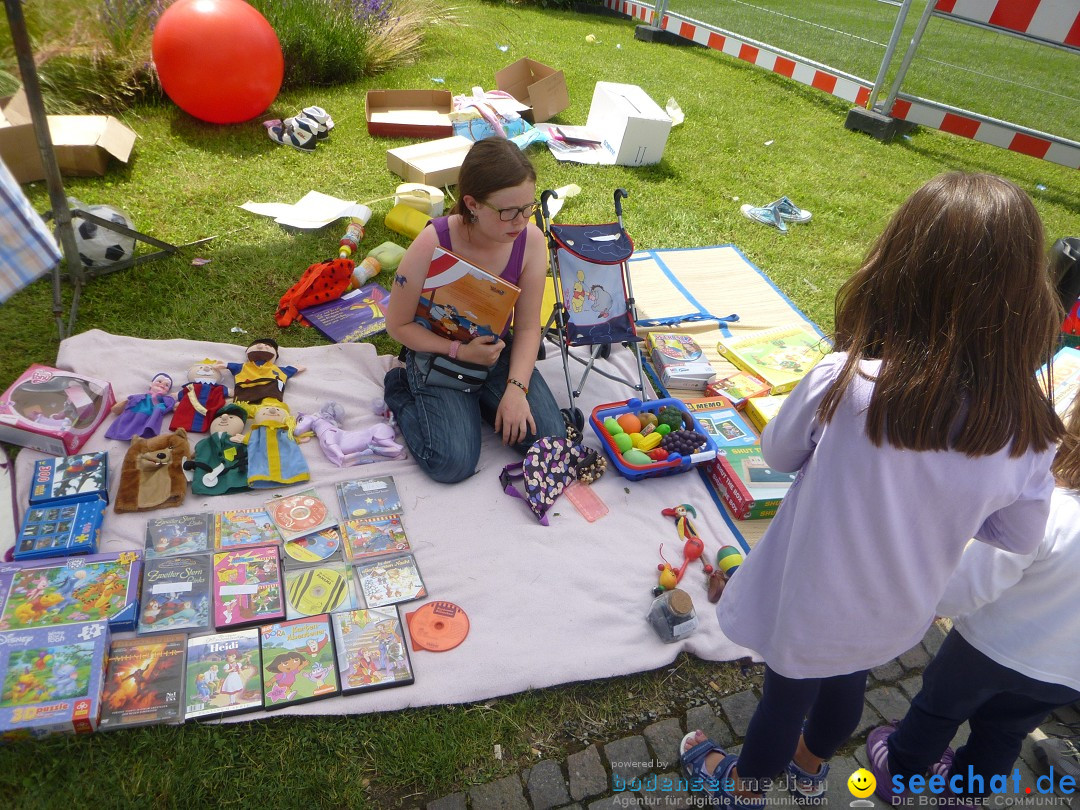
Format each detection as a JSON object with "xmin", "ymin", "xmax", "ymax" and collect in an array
[{"xmin": 0, "ymin": 365, "xmax": 114, "ymax": 455}]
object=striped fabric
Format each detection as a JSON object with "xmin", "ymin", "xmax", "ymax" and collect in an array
[{"xmin": 0, "ymin": 157, "xmax": 60, "ymax": 303}]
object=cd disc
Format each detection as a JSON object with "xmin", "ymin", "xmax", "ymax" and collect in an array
[
  {"xmin": 405, "ymin": 601, "xmax": 469, "ymax": 652},
  {"xmin": 284, "ymin": 528, "xmax": 341, "ymax": 563},
  {"xmin": 287, "ymin": 567, "xmax": 348, "ymax": 615},
  {"xmin": 270, "ymin": 494, "xmax": 329, "ymax": 534}
]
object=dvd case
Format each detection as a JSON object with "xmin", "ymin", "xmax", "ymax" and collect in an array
[
  {"xmin": 98, "ymin": 634, "xmax": 186, "ymax": 729},
  {"xmin": 331, "ymin": 607, "xmax": 414, "ymax": 694},
  {"xmin": 265, "ymin": 488, "xmax": 338, "ymax": 542},
  {"xmin": 214, "ymin": 507, "xmax": 281, "ymax": 551},
  {"xmin": 335, "ymin": 476, "xmax": 401, "ymax": 520},
  {"xmin": 282, "ymin": 526, "xmax": 345, "ymax": 567},
  {"xmin": 184, "ymin": 629, "xmax": 263, "ymax": 721},
  {"xmin": 212, "ymin": 547, "xmax": 286, "ymax": 629},
  {"xmin": 145, "ymin": 513, "xmax": 213, "ymax": 559},
  {"xmin": 137, "ymin": 555, "xmax": 212, "ymax": 635},
  {"xmin": 259, "ymin": 615, "xmax": 340, "ymax": 709},
  {"xmin": 354, "ymin": 553, "xmax": 427, "ymax": 608},
  {"xmin": 341, "ymin": 514, "xmax": 410, "ymax": 562},
  {"xmin": 284, "ymin": 561, "xmax": 358, "ymax": 620}
]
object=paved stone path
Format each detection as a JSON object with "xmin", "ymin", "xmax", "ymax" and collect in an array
[{"xmin": 416, "ymin": 624, "xmax": 1077, "ymax": 809}]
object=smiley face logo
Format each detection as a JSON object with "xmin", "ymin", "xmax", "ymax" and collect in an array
[{"xmin": 848, "ymin": 768, "xmax": 876, "ymax": 798}]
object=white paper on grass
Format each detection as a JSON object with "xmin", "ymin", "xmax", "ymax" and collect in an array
[
  {"xmin": 240, "ymin": 191, "xmax": 372, "ymax": 230},
  {"xmin": 534, "ymin": 123, "xmax": 617, "ymax": 166}
]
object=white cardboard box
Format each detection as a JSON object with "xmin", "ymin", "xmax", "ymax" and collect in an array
[
  {"xmin": 386, "ymin": 135, "xmax": 474, "ymax": 188},
  {"xmin": 585, "ymin": 82, "xmax": 672, "ymax": 167}
]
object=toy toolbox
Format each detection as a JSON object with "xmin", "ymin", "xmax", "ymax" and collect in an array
[{"xmin": 589, "ymin": 397, "xmax": 717, "ymax": 481}]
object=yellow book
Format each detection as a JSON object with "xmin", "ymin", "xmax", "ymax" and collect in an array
[
  {"xmin": 717, "ymin": 323, "xmax": 830, "ymax": 394},
  {"xmin": 745, "ymin": 393, "xmax": 788, "ymax": 433}
]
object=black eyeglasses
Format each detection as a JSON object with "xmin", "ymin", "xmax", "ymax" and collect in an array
[{"xmin": 479, "ymin": 200, "xmax": 542, "ymax": 222}]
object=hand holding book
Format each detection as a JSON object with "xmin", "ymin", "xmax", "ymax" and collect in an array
[{"xmin": 458, "ymin": 334, "xmax": 504, "ymax": 366}]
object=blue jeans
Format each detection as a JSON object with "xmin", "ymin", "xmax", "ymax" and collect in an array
[
  {"xmin": 888, "ymin": 629, "xmax": 1080, "ymax": 797},
  {"xmin": 383, "ymin": 339, "xmax": 565, "ymax": 484}
]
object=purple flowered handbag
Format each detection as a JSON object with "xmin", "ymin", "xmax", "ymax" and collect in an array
[{"xmin": 499, "ymin": 436, "xmax": 589, "ymax": 526}]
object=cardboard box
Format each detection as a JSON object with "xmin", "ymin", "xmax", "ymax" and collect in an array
[
  {"xmin": 386, "ymin": 135, "xmax": 474, "ymax": 188},
  {"xmin": 0, "ymin": 365, "xmax": 115, "ymax": 455},
  {"xmin": 366, "ymin": 89, "xmax": 453, "ymax": 139},
  {"xmin": 495, "ymin": 58, "xmax": 569, "ymax": 123},
  {"xmin": 585, "ymin": 81, "xmax": 672, "ymax": 166},
  {"xmin": 0, "ymin": 89, "xmax": 136, "ymax": 184}
]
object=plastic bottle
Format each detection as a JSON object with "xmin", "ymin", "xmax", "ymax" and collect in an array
[
  {"xmin": 338, "ymin": 220, "xmax": 365, "ymax": 259},
  {"xmin": 385, "ymin": 203, "xmax": 431, "ymax": 241},
  {"xmin": 366, "ymin": 241, "xmax": 406, "ymax": 273},
  {"xmin": 349, "ymin": 256, "xmax": 381, "ymax": 290},
  {"xmin": 646, "ymin": 587, "xmax": 698, "ymax": 643}
]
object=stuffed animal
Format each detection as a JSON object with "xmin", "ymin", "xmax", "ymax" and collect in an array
[{"xmin": 115, "ymin": 429, "xmax": 192, "ymax": 512}]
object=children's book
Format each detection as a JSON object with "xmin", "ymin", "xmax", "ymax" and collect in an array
[
  {"xmin": 284, "ymin": 562, "xmax": 358, "ymax": 619},
  {"xmin": 705, "ymin": 369, "xmax": 771, "ymax": 410},
  {"xmin": 14, "ymin": 497, "xmax": 105, "ymax": 561},
  {"xmin": 646, "ymin": 332, "xmax": 716, "ymax": 392},
  {"xmin": 264, "ymin": 488, "xmax": 338, "ymax": 542},
  {"xmin": 414, "ymin": 246, "xmax": 521, "ymax": 343},
  {"xmin": 336, "ymin": 476, "xmax": 402, "ymax": 520},
  {"xmin": 184, "ymin": 629, "xmax": 263, "ymax": 721},
  {"xmin": 682, "ymin": 397, "xmax": 759, "ymax": 450},
  {"xmin": 213, "ymin": 547, "xmax": 286, "ymax": 630},
  {"xmin": 744, "ymin": 393, "xmax": 789, "ymax": 434},
  {"xmin": 0, "ymin": 620, "xmax": 109, "ymax": 738},
  {"xmin": 144, "ymin": 513, "xmax": 213, "ymax": 559},
  {"xmin": 98, "ymin": 633, "xmax": 186, "ymax": 729},
  {"xmin": 28, "ymin": 451, "xmax": 109, "ymax": 506},
  {"xmin": 214, "ymin": 506, "xmax": 281, "ymax": 550},
  {"xmin": 354, "ymin": 553, "xmax": 427, "ymax": 609},
  {"xmin": 342, "ymin": 514, "xmax": 410, "ymax": 562},
  {"xmin": 259, "ymin": 615, "xmax": 340, "ymax": 709},
  {"xmin": 282, "ymin": 526, "xmax": 345, "ymax": 567},
  {"xmin": 331, "ymin": 607, "xmax": 415, "ymax": 694},
  {"xmin": 1039, "ymin": 345, "xmax": 1080, "ymax": 420},
  {"xmin": 0, "ymin": 551, "xmax": 142, "ymax": 632},
  {"xmin": 717, "ymin": 323, "xmax": 830, "ymax": 394},
  {"xmin": 301, "ymin": 282, "xmax": 391, "ymax": 343},
  {"xmin": 137, "ymin": 555, "xmax": 212, "ymax": 635},
  {"xmin": 705, "ymin": 444, "xmax": 797, "ymax": 520}
]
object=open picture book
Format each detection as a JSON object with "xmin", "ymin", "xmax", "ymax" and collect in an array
[{"xmin": 414, "ymin": 247, "xmax": 520, "ymax": 342}]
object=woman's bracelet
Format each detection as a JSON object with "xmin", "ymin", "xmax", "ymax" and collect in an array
[{"xmin": 507, "ymin": 377, "xmax": 529, "ymax": 396}]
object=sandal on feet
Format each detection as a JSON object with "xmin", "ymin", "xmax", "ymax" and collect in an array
[
  {"xmin": 679, "ymin": 731, "xmax": 764, "ymax": 808},
  {"xmin": 785, "ymin": 759, "xmax": 829, "ymax": 803},
  {"xmin": 267, "ymin": 120, "xmax": 316, "ymax": 152}
]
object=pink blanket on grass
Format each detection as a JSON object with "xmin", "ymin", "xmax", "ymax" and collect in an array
[{"xmin": 11, "ymin": 329, "xmax": 754, "ymax": 720}]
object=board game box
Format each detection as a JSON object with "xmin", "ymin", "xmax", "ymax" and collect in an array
[
  {"xmin": 213, "ymin": 547, "xmax": 286, "ymax": 629},
  {"xmin": 0, "ymin": 620, "xmax": 109, "ymax": 738},
  {"xmin": 341, "ymin": 514, "xmax": 410, "ymax": 562},
  {"xmin": 682, "ymin": 397, "xmax": 759, "ymax": 450},
  {"xmin": 336, "ymin": 476, "xmax": 402, "ymax": 520},
  {"xmin": 137, "ymin": 555, "xmax": 212, "ymax": 635},
  {"xmin": 0, "ymin": 551, "xmax": 142, "ymax": 632},
  {"xmin": 332, "ymin": 607, "xmax": 414, "ymax": 694},
  {"xmin": 144, "ymin": 513, "xmax": 213, "ymax": 559},
  {"xmin": 98, "ymin": 633, "xmax": 186, "ymax": 729},
  {"xmin": 704, "ymin": 369, "xmax": 771, "ymax": 410},
  {"xmin": 184, "ymin": 629, "xmax": 264, "ymax": 721},
  {"xmin": 744, "ymin": 393, "xmax": 788, "ymax": 434},
  {"xmin": 214, "ymin": 507, "xmax": 280, "ymax": 550},
  {"xmin": 28, "ymin": 451, "xmax": 110, "ymax": 506},
  {"xmin": 354, "ymin": 553, "xmax": 427, "ymax": 609},
  {"xmin": 705, "ymin": 444, "xmax": 797, "ymax": 520},
  {"xmin": 646, "ymin": 332, "xmax": 716, "ymax": 392},
  {"xmin": 259, "ymin": 615, "xmax": 340, "ymax": 709},
  {"xmin": 717, "ymin": 323, "xmax": 830, "ymax": 394},
  {"xmin": 14, "ymin": 497, "xmax": 105, "ymax": 561}
]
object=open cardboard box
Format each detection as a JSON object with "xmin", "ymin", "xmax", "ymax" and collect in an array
[
  {"xmin": 495, "ymin": 58, "xmax": 569, "ymax": 123},
  {"xmin": 366, "ymin": 89, "xmax": 454, "ymax": 139},
  {"xmin": 585, "ymin": 81, "xmax": 672, "ymax": 166},
  {"xmin": 0, "ymin": 89, "xmax": 136, "ymax": 184},
  {"xmin": 386, "ymin": 135, "xmax": 474, "ymax": 188}
]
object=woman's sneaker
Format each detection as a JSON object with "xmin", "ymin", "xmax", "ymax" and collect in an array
[{"xmin": 785, "ymin": 758, "xmax": 829, "ymax": 803}]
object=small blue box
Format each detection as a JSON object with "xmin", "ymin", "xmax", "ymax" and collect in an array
[
  {"xmin": 28, "ymin": 451, "xmax": 109, "ymax": 507},
  {"xmin": 14, "ymin": 496, "xmax": 105, "ymax": 561}
]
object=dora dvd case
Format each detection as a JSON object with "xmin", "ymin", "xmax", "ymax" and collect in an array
[
  {"xmin": 98, "ymin": 633, "xmax": 187, "ymax": 729},
  {"xmin": 212, "ymin": 547, "xmax": 286, "ymax": 629},
  {"xmin": 144, "ymin": 513, "xmax": 213, "ymax": 559},
  {"xmin": 0, "ymin": 551, "xmax": 142, "ymax": 633},
  {"xmin": 335, "ymin": 476, "xmax": 401, "ymax": 520},
  {"xmin": 137, "ymin": 555, "xmax": 212, "ymax": 635},
  {"xmin": 0, "ymin": 621, "xmax": 109, "ymax": 738},
  {"xmin": 259, "ymin": 615, "xmax": 340, "ymax": 709},
  {"xmin": 184, "ymin": 629, "xmax": 263, "ymax": 721},
  {"xmin": 331, "ymin": 608, "xmax": 414, "ymax": 695}
]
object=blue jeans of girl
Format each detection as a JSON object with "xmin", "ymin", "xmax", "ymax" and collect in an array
[{"xmin": 383, "ymin": 339, "xmax": 565, "ymax": 484}]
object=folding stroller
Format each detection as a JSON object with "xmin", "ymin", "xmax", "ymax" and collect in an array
[{"xmin": 538, "ymin": 188, "xmax": 649, "ymax": 429}]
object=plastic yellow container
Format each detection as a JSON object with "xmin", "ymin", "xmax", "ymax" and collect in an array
[{"xmin": 385, "ymin": 203, "xmax": 431, "ymax": 241}]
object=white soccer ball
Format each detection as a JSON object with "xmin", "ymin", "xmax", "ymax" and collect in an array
[{"xmin": 66, "ymin": 198, "xmax": 136, "ymax": 268}]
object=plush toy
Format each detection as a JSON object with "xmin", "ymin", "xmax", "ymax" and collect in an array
[
  {"xmin": 170, "ymin": 359, "xmax": 229, "ymax": 433},
  {"xmin": 232, "ymin": 399, "xmax": 309, "ymax": 489},
  {"xmin": 114, "ymin": 429, "xmax": 192, "ymax": 512},
  {"xmin": 295, "ymin": 401, "xmax": 404, "ymax": 467},
  {"xmin": 105, "ymin": 372, "xmax": 176, "ymax": 441},
  {"xmin": 185, "ymin": 403, "xmax": 250, "ymax": 496},
  {"xmin": 215, "ymin": 338, "xmax": 305, "ymax": 412}
]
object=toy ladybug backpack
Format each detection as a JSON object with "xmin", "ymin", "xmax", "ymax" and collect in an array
[{"xmin": 275, "ymin": 257, "xmax": 355, "ymax": 328}]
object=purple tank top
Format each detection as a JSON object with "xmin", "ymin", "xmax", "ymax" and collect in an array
[{"xmin": 429, "ymin": 216, "xmax": 527, "ymax": 286}]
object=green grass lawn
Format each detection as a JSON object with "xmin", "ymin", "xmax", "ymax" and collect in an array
[{"xmin": 0, "ymin": 1, "xmax": 1078, "ymax": 806}]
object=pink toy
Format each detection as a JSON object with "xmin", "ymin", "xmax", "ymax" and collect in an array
[{"xmin": 295, "ymin": 401, "xmax": 404, "ymax": 467}]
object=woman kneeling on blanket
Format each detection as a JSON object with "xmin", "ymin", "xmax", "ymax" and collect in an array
[{"xmin": 383, "ymin": 138, "xmax": 565, "ymax": 483}]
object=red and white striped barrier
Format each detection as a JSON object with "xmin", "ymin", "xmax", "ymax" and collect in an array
[
  {"xmin": 607, "ymin": 0, "xmax": 654, "ymax": 24},
  {"xmin": 934, "ymin": 0, "xmax": 1080, "ymax": 48},
  {"xmin": 889, "ymin": 97, "xmax": 1080, "ymax": 169}
]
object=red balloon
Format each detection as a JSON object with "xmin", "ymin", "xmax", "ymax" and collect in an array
[{"xmin": 152, "ymin": 0, "xmax": 284, "ymax": 125}]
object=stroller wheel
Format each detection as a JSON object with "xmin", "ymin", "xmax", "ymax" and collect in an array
[
  {"xmin": 537, "ymin": 342, "xmax": 546, "ymax": 361},
  {"xmin": 595, "ymin": 343, "xmax": 611, "ymax": 361}
]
